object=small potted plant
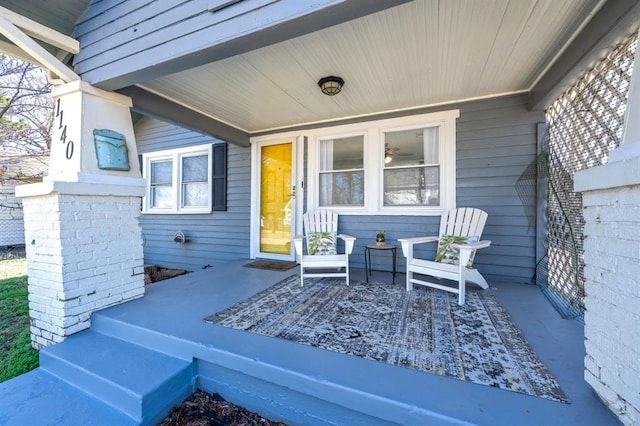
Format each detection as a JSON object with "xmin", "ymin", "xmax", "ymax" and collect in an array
[{"xmin": 376, "ymin": 230, "xmax": 386, "ymax": 247}]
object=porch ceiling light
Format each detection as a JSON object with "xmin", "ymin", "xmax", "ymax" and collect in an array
[{"xmin": 318, "ymin": 76, "xmax": 344, "ymax": 96}]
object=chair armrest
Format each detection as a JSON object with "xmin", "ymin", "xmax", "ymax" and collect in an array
[
  {"xmin": 338, "ymin": 234, "xmax": 356, "ymax": 255},
  {"xmin": 397, "ymin": 236, "xmax": 439, "ymax": 258},
  {"xmin": 397, "ymin": 236, "xmax": 439, "ymax": 245},
  {"xmin": 293, "ymin": 235, "xmax": 304, "ymax": 255},
  {"xmin": 451, "ymin": 240, "xmax": 491, "ymax": 251},
  {"xmin": 451, "ymin": 240, "xmax": 491, "ymax": 271}
]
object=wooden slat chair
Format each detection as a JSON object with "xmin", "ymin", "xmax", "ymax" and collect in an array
[
  {"xmin": 293, "ymin": 210, "xmax": 356, "ymax": 286},
  {"xmin": 398, "ymin": 208, "xmax": 491, "ymax": 305}
]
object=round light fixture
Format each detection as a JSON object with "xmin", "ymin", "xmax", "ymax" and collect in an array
[{"xmin": 318, "ymin": 76, "xmax": 345, "ymax": 96}]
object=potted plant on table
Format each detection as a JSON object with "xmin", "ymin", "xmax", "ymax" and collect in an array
[{"xmin": 376, "ymin": 230, "xmax": 386, "ymax": 247}]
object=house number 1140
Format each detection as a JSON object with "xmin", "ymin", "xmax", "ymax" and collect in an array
[{"xmin": 55, "ymin": 98, "xmax": 74, "ymax": 160}]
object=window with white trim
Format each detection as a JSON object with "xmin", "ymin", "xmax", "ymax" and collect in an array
[
  {"xmin": 319, "ymin": 134, "xmax": 365, "ymax": 206},
  {"xmin": 308, "ymin": 110, "xmax": 458, "ymax": 215},
  {"xmin": 142, "ymin": 144, "xmax": 226, "ymax": 214},
  {"xmin": 382, "ymin": 125, "xmax": 440, "ymax": 207}
]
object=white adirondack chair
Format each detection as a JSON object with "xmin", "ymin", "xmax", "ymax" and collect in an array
[
  {"xmin": 398, "ymin": 208, "xmax": 491, "ymax": 305},
  {"xmin": 293, "ymin": 210, "xmax": 356, "ymax": 286}
]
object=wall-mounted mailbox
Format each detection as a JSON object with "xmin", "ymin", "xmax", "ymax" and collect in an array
[{"xmin": 93, "ymin": 129, "xmax": 130, "ymax": 171}]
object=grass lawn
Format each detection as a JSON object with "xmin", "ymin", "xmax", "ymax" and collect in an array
[{"xmin": 0, "ymin": 257, "xmax": 39, "ymax": 383}]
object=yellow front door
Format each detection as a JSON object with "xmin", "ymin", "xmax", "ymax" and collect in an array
[{"xmin": 259, "ymin": 142, "xmax": 293, "ymax": 256}]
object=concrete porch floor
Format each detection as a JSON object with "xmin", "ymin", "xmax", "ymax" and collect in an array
[{"xmin": 0, "ymin": 260, "xmax": 620, "ymax": 425}]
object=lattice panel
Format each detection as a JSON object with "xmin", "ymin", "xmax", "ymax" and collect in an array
[{"xmin": 541, "ymin": 33, "xmax": 637, "ymax": 318}]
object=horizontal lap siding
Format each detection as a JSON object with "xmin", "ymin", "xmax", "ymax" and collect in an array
[
  {"xmin": 73, "ymin": 0, "xmax": 394, "ymax": 88},
  {"xmin": 135, "ymin": 117, "xmax": 250, "ymax": 271},
  {"xmin": 136, "ymin": 94, "xmax": 540, "ymax": 282},
  {"xmin": 340, "ymin": 94, "xmax": 542, "ymax": 283},
  {"xmin": 457, "ymin": 95, "xmax": 540, "ymax": 282}
]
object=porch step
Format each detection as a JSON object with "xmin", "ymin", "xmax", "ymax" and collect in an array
[
  {"xmin": 0, "ymin": 368, "xmax": 139, "ymax": 426},
  {"xmin": 40, "ymin": 330, "xmax": 195, "ymax": 425}
]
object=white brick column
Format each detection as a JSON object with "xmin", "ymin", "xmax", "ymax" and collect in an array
[
  {"xmin": 19, "ymin": 184, "xmax": 145, "ymax": 348},
  {"xmin": 16, "ymin": 81, "xmax": 146, "ymax": 348},
  {"xmin": 573, "ymin": 29, "xmax": 640, "ymax": 426},
  {"xmin": 575, "ymin": 172, "xmax": 640, "ymax": 426}
]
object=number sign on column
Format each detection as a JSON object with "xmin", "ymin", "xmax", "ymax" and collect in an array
[{"xmin": 55, "ymin": 98, "xmax": 74, "ymax": 160}]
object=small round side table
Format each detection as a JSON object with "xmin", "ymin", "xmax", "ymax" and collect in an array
[{"xmin": 364, "ymin": 243, "xmax": 397, "ymax": 284}]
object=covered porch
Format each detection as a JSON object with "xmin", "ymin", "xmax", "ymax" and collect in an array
[
  {"xmin": 1, "ymin": 1, "xmax": 639, "ymax": 424},
  {"xmin": 0, "ymin": 261, "xmax": 619, "ymax": 425}
]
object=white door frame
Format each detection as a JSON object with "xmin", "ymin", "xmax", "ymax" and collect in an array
[{"xmin": 250, "ymin": 133, "xmax": 304, "ymax": 260}]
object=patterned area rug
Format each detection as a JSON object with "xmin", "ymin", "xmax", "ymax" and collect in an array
[{"xmin": 205, "ymin": 275, "xmax": 568, "ymax": 402}]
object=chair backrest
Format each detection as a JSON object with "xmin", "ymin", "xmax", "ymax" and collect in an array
[
  {"xmin": 439, "ymin": 208, "xmax": 488, "ymax": 238},
  {"xmin": 303, "ymin": 210, "xmax": 339, "ymax": 234},
  {"xmin": 303, "ymin": 210, "xmax": 339, "ymax": 255}
]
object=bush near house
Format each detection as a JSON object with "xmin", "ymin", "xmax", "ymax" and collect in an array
[{"xmin": 0, "ymin": 257, "xmax": 38, "ymax": 382}]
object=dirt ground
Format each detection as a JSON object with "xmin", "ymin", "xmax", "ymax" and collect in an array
[{"xmin": 159, "ymin": 390, "xmax": 288, "ymax": 426}]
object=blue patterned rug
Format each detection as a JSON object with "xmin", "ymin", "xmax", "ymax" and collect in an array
[{"xmin": 205, "ymin": 275, "xmax": 568, "ymax": 402}]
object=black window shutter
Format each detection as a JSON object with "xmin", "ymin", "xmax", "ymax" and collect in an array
[{"xmin": 212, "ymin": 143, "xmax": 227, "ymax": 211}]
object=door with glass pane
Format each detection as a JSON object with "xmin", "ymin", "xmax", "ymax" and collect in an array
[{"xmin": 256, "ymin": 141, "xmax": 296, "ymax": 259}]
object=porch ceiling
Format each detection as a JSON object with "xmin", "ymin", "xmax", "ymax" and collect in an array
[
  {"xmin": 139, "ymin": 0, "xmax": 605, "ymax": 134},
  {"xmin": 3, "ymin": 0, "xmax": 638, "ymax": 142}
]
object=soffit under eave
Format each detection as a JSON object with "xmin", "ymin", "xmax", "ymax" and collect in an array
[{"xmin": 528, "ymin": 0, "xmax": 640, "ymax": 112}]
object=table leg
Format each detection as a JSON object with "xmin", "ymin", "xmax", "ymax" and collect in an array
[
  {"xmin": 365, "ymin": 247, "xmax": 370, "ymax": 283},
  {"xmin": 392, "ymin": 247, "xmax": 396, "ymax": 284}
]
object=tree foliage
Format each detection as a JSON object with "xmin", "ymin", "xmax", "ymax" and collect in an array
[
  {"xmin": 0, "ymin": 55, "xmax": 53, "ymax": 153},
  {"xmin": 0, "ymin": 55, "xmax": 53, "ymax": 207}
]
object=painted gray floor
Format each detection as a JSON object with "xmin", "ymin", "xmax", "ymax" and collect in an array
[{"xmin": 0, "ymin": 260, "xmax": 621, "ymax": 425}]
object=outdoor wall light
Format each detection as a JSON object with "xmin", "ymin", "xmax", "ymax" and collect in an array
[{"xmin": 318, "ymin": 76, "xmax": 345, "ymax": 96}]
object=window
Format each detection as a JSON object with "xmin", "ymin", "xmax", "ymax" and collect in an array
[
  {"xmin": 319, "ymin": 135, "xmax": 364, "ymax": 206},
  {"xmin": 383, "ymin": 126, "xmax": 440, "ymax": 206},
  {"xmin": 142, "ymin": 143, "xmax": 227, "ymax": 214},
  {"xmin": 308, "ymin": 110, "xmax": 458, "ymax": 215}
]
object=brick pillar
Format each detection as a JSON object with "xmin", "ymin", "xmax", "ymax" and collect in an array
[
  {"xmin": 576, "ymin": 175, "xmax": 640, "ymax": 426},
  {"xmin": 16, "ymin": 81, "xmax": 146, "ymax": 348},
  {"xmin": 19, "ymin": 187, "xmax": 145, "ymax": 348}
]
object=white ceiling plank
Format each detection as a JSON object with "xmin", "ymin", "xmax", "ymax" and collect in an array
[
  {"xmin": 142, "ymin": 0, "xmax": 603, "ymax": 133},
  {"xmin": 0, "ymin": 14, "xmax": 79, "ymax": 82},
  {"xmin": 0, "ymin": 6, "xmax": 80, "ymax": 54}
]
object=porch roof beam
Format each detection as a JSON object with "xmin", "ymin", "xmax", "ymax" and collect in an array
[
  {"xmin": 0, "ymin": 12, "xmax": 79, "ymax": 83},
  {"xmin": 528, "ymin": 0, "xmax": 640, "ymax": 111},
  {"xmin": 117, "ymin": 85, "xmax": 250, "ymax": 147},
  {"xmin": 78, "ymin": 0, "xmax": 411, "ymax": 91},
  {"xmin": 0, "ymin": 6, "xmax": 80, "ymax": 54},
  {"xmin": 0, "ymin": 39, "xmax": 43, "ymax": 67}
]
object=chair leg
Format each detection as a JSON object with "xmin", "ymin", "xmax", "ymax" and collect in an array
[
  {"xmin": 300, "ymin": 267, "xmax": 304, "ymax": 287},
  {"xmin": 345, "ymin": 263, "xmax": 350, "ymax": 286},
  {"xmin": 458, "ymin": 272, "xmax": 466, "ymax": 305},
  {"xmin": 406, "ymin": 268, "xmax": 413, "ymax": 291}
]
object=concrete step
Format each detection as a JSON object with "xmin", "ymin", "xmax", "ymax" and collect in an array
[
  {"xmin": 0, "ymin": 368, "xmax": 138, "ymax": 426},
  {"xmin": 40, "ymin": 330, "xmax": 195, "ymax": 425}
]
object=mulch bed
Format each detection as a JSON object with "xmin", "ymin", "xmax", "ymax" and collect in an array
[
  {"xmin": 160, "ymin": 390, "xmax": 288, "ymax": 426},
  {"xmin": 144, "ymin": 265, "xmax": 189, "ymax": 284}
]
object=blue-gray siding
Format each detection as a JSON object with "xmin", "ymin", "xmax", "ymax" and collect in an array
[
  {"xmin": 135, "ymin": 117, "xmax": 251, "ymax": 272},
  {"xmin": 339, "ymin": 94, "xmax": 542, "ymax": 284},
  {"xmin": 137, "ymin": 93, "xmax": 541, "ymax": 283},
  {"xmin": 72, "ymin": 0, "xmax": 409, "ymax": 90}
]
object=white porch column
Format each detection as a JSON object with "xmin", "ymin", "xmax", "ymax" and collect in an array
[
  {"xmin": 16, "ymin": 81, "xmax": 146, "ymax": 349},
  {"xmin": 574, "ymin": 31, "xmax": 640, "ymax": 426}
]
